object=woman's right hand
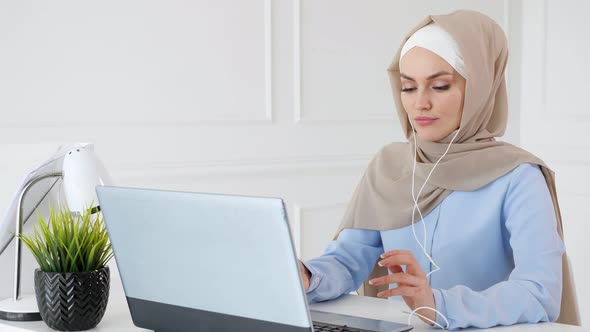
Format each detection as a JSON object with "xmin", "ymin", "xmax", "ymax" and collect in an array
[{"xmin": 298, "ymin": 260, "xmax": 311, "ymax": 291}]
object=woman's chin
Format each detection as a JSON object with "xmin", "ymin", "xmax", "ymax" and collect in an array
[{"xmin": 416, "ymin": 133, "xmax": 441, "ymax": 142}]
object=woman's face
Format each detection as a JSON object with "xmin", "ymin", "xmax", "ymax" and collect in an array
[{"xmin": 399, "ymin": 47, "xmax": 466, "ymax": 142}]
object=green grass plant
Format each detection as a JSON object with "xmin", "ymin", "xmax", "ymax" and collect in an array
[{"xmin": 16, "ymin": 205, "xmax": 113, "ymax": 273}]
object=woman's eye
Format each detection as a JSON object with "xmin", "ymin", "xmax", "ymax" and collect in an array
[
  {"xmin": 433, "ymin": 85, "xmax": 450, "ymax": 90},
  {"xmin": 401, "ymin": 87, "xmax": 416, "ymax": 92}
]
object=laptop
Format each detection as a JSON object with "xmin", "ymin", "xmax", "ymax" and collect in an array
[{"xmin": 96, "ymin": 186, "xmax": 413, "ymax": 332}]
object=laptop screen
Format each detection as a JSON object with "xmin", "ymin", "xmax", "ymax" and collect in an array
[{"xmin": 97, "ymin": 186, "xmax": 312, "ymax": 331}]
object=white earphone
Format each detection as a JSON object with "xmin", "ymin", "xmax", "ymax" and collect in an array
[{"xmin": 404, "ymin": 118, "xmax": 460, "ymax": 329}]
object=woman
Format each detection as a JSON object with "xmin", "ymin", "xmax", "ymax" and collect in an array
[{"xmin": 297, "ymin": 10, "xmax": 578, "ymax": 329}]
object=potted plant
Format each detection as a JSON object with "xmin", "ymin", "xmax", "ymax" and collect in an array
[{"xmin": 17, "ymin": 205, "xmax": 113, "ymax": 331}]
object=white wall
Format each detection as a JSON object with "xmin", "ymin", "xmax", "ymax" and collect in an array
[
  {"xmin": 0, "ymin": 0, "xmax": 524, "ymax": 320},
  {"xmin": 519, "ymin": 0, "xmax": 590, "ymax": 325}
]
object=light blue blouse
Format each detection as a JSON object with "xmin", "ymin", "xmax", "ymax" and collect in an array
[{"xmin": 303, "ymin": 163, "xmax": 565, "ymax": 330}]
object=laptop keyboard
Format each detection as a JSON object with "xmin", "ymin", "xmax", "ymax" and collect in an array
[{"xmin": 312, "ymin": 321, "xmax": 364, "ymax": 332}]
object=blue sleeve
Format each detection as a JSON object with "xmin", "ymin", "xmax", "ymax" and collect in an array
[
  {"xmin": 303, "ymin": 228, "xmax": 383, "ymax": 303},
  {"xmin": 433, "ymin": 164, "xmax": 565, "ymax": 330}
]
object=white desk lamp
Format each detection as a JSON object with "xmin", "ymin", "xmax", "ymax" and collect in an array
[{"xmin": 0, "ymin": 145, "xmax": 112, "ymax": 321}]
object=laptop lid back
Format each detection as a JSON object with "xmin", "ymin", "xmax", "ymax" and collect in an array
[{"xmin": 96, "ymin": 186, "xmax": 312, "ymax": 332}]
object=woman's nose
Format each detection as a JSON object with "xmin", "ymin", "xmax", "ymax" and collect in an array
[{"xmin": 414, "ymin": 90, "xmax": 432, "ymax": 110}]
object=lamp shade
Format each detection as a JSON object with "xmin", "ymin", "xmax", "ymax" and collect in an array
[{"xmin": 63, "ymin": 145, "xmax": 112, "ymax": 213}]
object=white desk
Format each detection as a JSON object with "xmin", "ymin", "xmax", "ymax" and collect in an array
[
  {"xmin": 0, "ymin": 291, "xmax": 586, "ymax": 332},
  {"xmin": 311, "ymin": 295, "xmax": 587, "ymax": 332},
  {"xmin": 0, "ymin": 261, "xmax": 586, "ymax": 332}
]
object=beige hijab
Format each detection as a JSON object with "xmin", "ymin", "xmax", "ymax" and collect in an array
[{"xmin": 334, "ymin": 10, "xmax": 580, "ymax": 325}]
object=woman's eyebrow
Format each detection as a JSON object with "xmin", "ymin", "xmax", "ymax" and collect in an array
[{"xmin": 400, "ymin": 71, "xmax": 453, "ymax": 81}]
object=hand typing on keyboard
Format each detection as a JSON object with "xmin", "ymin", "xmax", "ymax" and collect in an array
[{"xmin": 368, "ymin": 249, "xmax": 436, "ymax": 325}]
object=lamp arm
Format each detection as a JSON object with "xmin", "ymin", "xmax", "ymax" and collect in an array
[
  {"xmin": 14, "ymin": 172, "xmax": 62, "ymax": 301},
  {"xmin": 0, "ymin": 177, "xmax": 60, "ymax": 257}
]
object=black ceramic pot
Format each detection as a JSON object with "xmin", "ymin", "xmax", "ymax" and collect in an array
[{"xmin": 34, "ymin": 266, "xmax": 110, "ymax": 331}]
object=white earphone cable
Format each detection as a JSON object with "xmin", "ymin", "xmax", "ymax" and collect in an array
[
  {"xmin": 405, "ymin": 307, "xmax": 450, "ymax": 330},
  {"xmin": 410, "ymin": 123, "xmax": 460, "ymax": 277},
  {"xmin": 404, "ymin": 119, "xmax": 460, "ymax": 330}
]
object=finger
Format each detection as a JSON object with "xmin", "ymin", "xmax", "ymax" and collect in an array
[
  {"xmin": 378, "ymin": 254, "xmax": 419, "ymax": 269},
  {"xmin": 388, "ymin": 265, "xmax": 403, "ymax": 274},
  {"xmin": 377, "ymin": 286, "xmax": 419, "ymax": 298},
  {"xmin": 379, "ymin": 254, "xmax": 427, "ymax": 278},
  {"xmin": 380, "ymin": 249, "xmax": 412, "ymax": 259},
  {"xmin": 369, "ymin": 272, "xmax": 425, "ymax": 287}
]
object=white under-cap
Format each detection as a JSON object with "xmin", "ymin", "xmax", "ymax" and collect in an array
[{"xmin": 400, "ymin": 23, "xmax": 466, "ymax": 79}]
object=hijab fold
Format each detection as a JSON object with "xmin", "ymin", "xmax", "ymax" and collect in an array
[{"xmin": 333, "ymin": 10, "xmax": 580, "ymax": 325}]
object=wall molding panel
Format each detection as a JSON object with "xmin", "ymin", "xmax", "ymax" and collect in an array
[{"xmin": 0, "ymin": 0, "xmax": 273, "ymax": 128}]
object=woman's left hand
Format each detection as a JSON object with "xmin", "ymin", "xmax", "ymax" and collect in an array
[{"xmin": 368, "ymin": 250, "xmax": 436, "ymax": 325}]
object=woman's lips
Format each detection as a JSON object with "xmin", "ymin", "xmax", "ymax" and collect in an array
[{"xmin": 414, "ymin": 117, "xmax": 437, "ymax": 126}]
